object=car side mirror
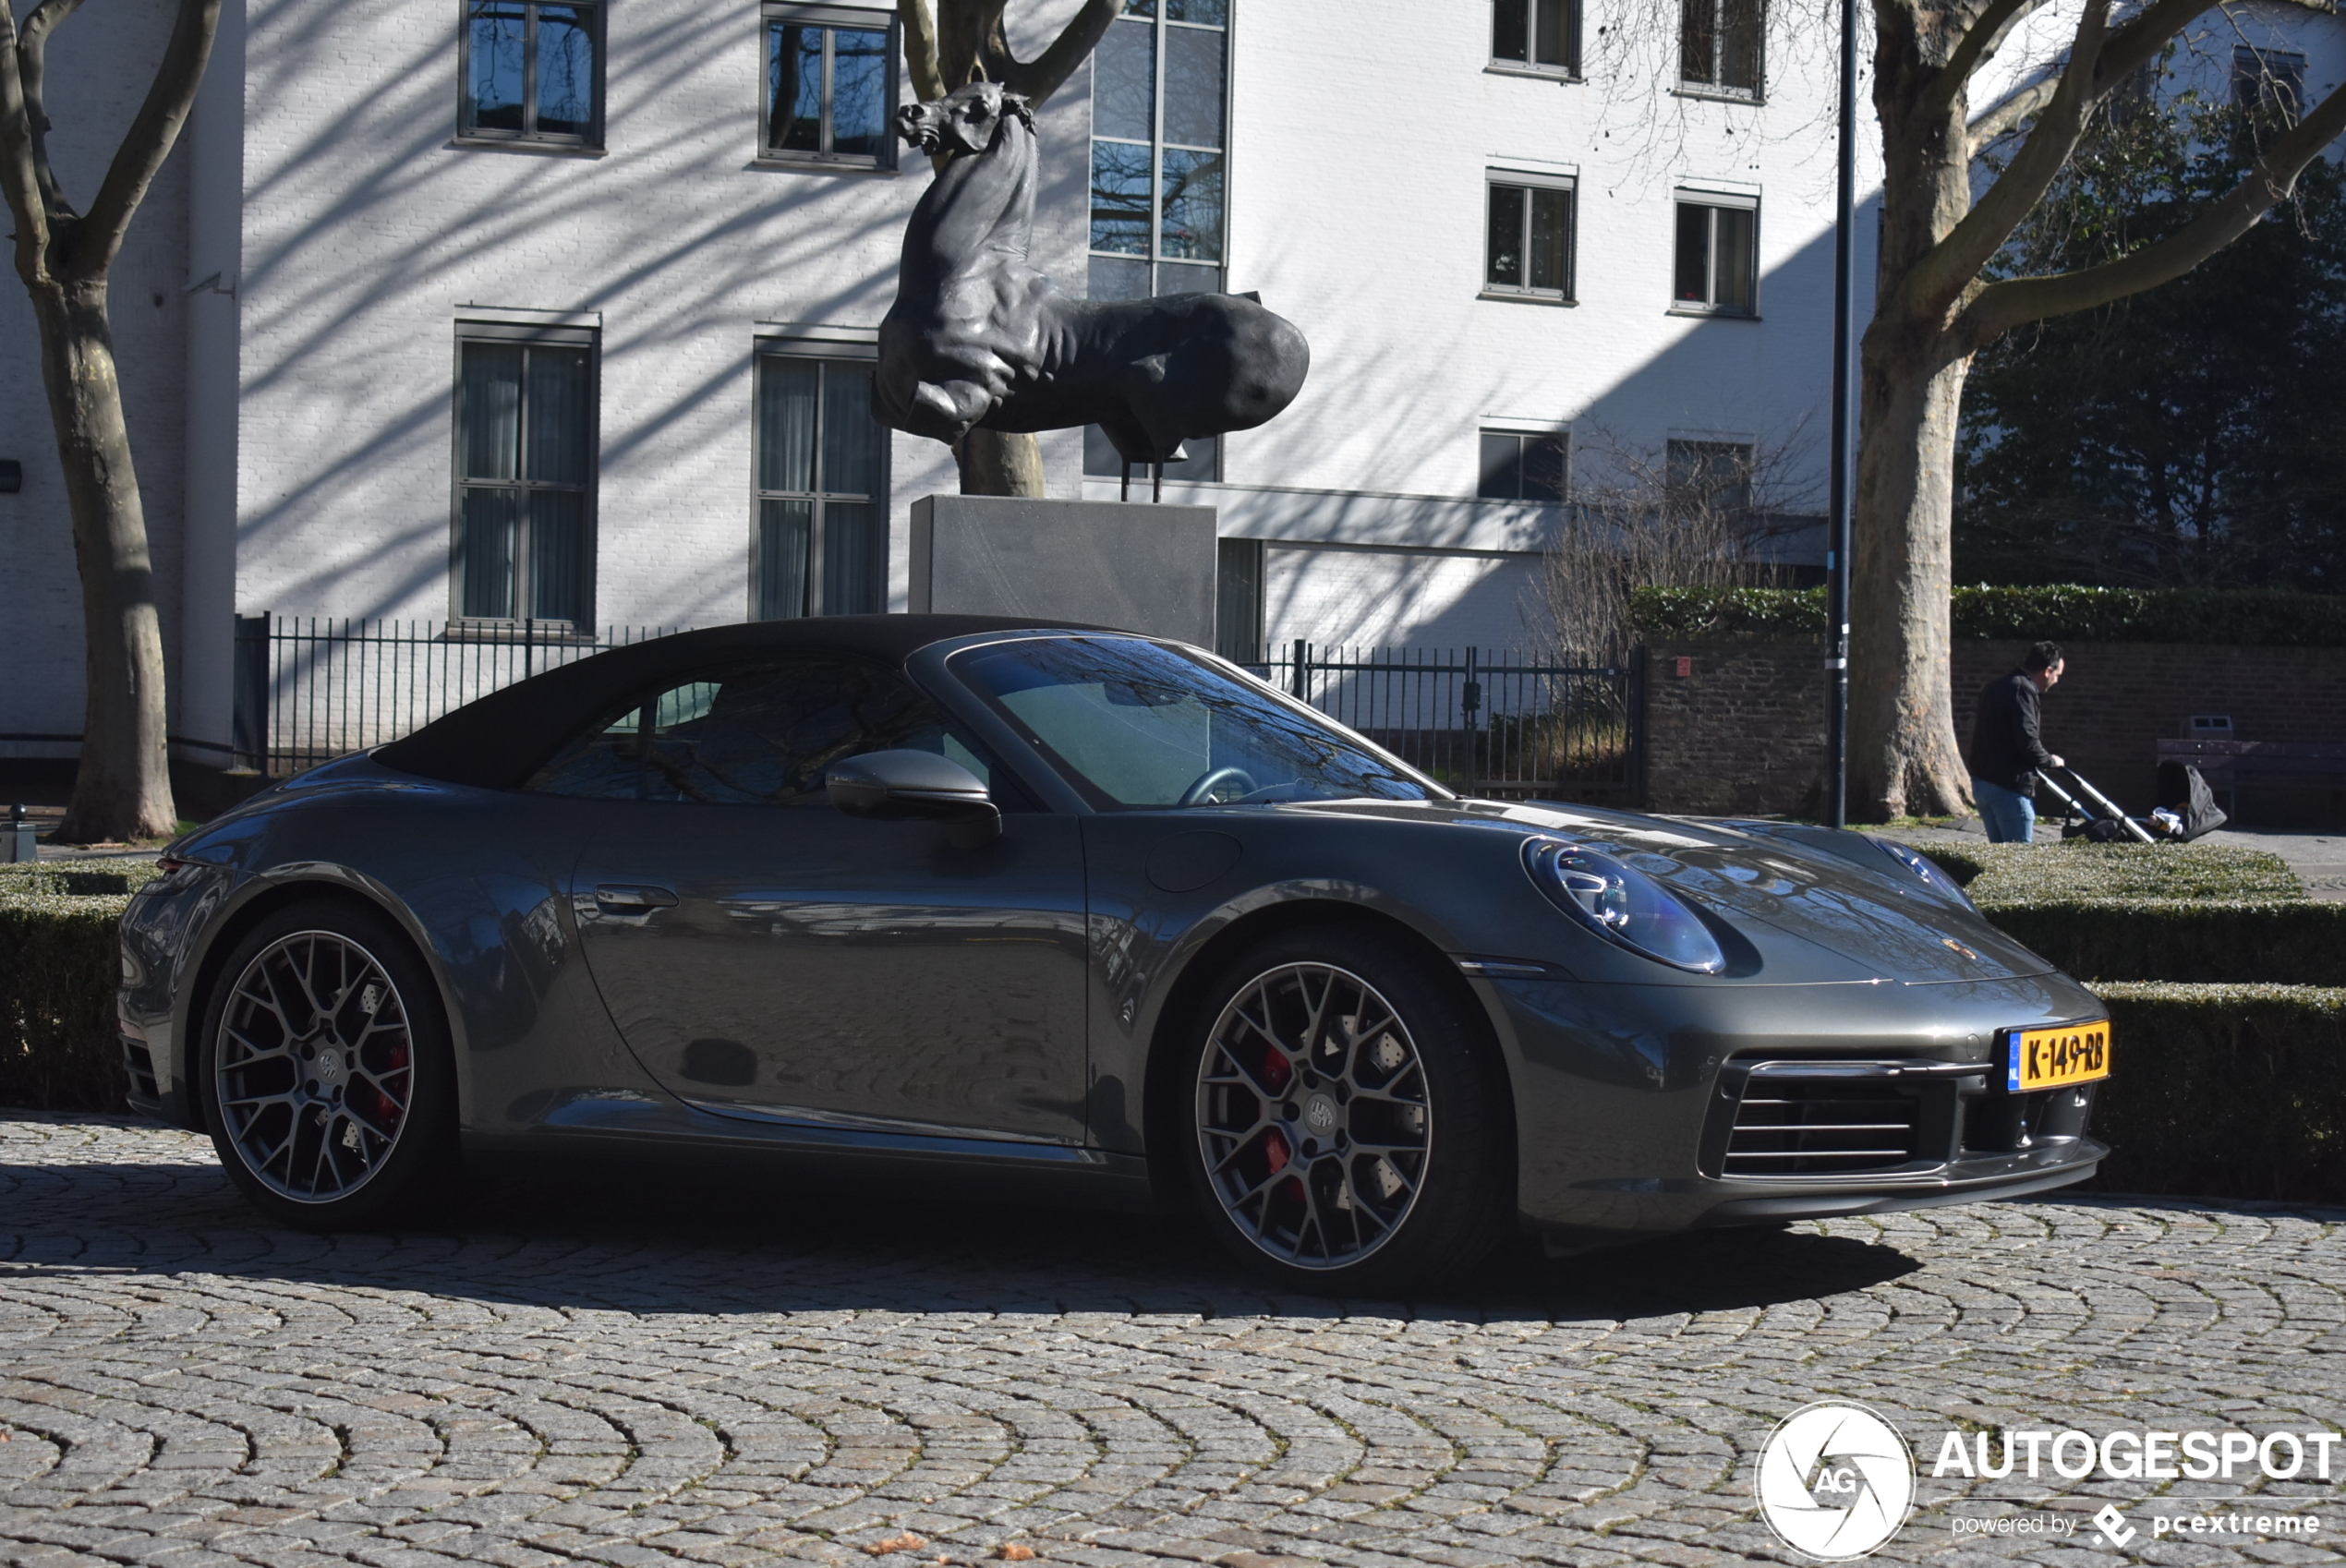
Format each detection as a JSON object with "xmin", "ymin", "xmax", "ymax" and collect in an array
[{"xmin": 826, "ymin": 749, "xmax": 1003, "ymax": 846}]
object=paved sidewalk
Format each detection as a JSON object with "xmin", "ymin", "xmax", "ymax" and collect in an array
[{"xmin": 3, "ymin": 1116, "xmax": 2342, "ymax": 1566}]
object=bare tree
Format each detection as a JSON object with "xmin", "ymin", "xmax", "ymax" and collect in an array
[
  {"xmin": 895, "ymin": 0, "xmax": 1119, "ymax": 497},
  {"xmin": 1538, "ymin": 427, "xmax": 1814, "ymax": 659},
  {"xmin": 1853, "ymin": 0, "xmax": 2346, "ymax": 818},
  {"xmin": 1, "ymin": 0, "xmax": 220, "ymax": 842}
]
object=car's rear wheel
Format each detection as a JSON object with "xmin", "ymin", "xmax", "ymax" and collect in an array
[
  {"xmin": 199, "ymin": 899, "xmax": 458, "ymax": 1229},
  {"xmin": 1179, "ymin": 927, "xmax": 1513, "ymax": 1291}
]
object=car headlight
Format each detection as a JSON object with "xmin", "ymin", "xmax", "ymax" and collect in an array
[
  {"xmin": 1522, "ymin": 839, "xmax": 1725, "ymax": 973},
  {"xmin": 1869, "ymin": 837, "xmax": 1977, "ymax": 910}
]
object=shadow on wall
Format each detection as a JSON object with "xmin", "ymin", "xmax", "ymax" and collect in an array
[
  {"xmin": 1232, "ymin": 196, "xmax": 1876, "ymax": 657},
  {"xmin": 230, "ymin": 0, "xmax": 956, "ymax": 624}
]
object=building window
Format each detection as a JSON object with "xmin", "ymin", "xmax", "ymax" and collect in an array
[
  {"xmin": 461, "ymin": 0, "xmax": 603, "ymax": 147},
  {"xmin": 1478, "ymin": 429, "xmax": 1569, "ymax": 501},
  {"xmin": 1215, "ymin": 537, "xmax": 1264, "ymax": 663},
  {"xmin": 1679, "ymin": 0, "xmax": 1760, "ymax": 95},
  {"xmin": 755, "ymin": 351, "xmax": 887, "ymax": 618},
  {"xmin": 1484, "ymin": 176, "xmax": 1575, "ymax": 299},
  {"xmin": 1673, "ymin": 196, "xmax": 1758, "ymax": 315},
  {"xmin": 453, "ymin": 327, "xmax": 598, "ymax": 625},
  {"xmin": 764, "ymin": 4, "xmax": 898, "ymax": 168},
  {"xmin": 1666, "ymin": 438, "xmax": 1754, "ymax": 516},
  {"xmin": 1492, "ymin": 0, "xmax": 1578, "ymax": 75},
  {"xmin": 2231, "ymin": 46, "xmax": 2305, "ymax": 119},
  {"xmin": 1085, "ymin": 0, "xmax": 1230, "ymax": 482}
]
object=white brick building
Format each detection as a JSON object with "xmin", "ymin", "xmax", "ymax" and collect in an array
[{"xmin": 3, "ymin": 0, "xmax": 1893, "ymax": 787}]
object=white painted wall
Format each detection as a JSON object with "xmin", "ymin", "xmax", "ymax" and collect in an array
[
  {"xmin": 1092, "ymin": 0, "xmax": 1870, "ymax": 651},
  {"xmin": 225, "ymin": 0, "xmax": 1086, "ymax": 643},
  {"xmin": 3, "ymin": 0, "xmax": 1924, "ymax": 757}
]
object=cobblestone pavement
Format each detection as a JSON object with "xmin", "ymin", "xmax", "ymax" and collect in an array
[{"xmin": 4, "ymin": 1116, "xmax": 2342, "ymax": 1568}]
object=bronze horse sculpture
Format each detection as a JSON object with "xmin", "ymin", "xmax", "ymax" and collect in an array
[{"xmin": 875, "ymin": 82, "xmax": 1310, "ymax": 472}]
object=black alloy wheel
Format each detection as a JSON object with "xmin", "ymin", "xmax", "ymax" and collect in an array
[
  {"xmin": 1181, "ymin": 927, "xmax": 1513, "ymax": 1290},
  {"xmin": 200, "ymin": 899, "xmax": 459, "ymax": 1229}
]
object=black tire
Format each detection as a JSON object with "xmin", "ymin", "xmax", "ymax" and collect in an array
[
  {"xmin": 196, "ymin": 898, "xmax": 460, "ymax": 1230},
  {"xmin": 1175, "ymin": 925, "xmax": 1514, "ymax": 1292}
]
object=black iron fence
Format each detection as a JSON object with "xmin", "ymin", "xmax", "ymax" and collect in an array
[
  {"xmin": 233, "ymin": 617, "xmax": 690, "ymax": 778},
  {"xmin": 1249, "ymin": 643, "xmax": 1641, "ymax": 802},
  {"xmin": 236, "ymin": 619, "xmax": 1643, "ymax": 802}
]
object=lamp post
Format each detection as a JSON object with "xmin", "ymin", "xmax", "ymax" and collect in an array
[{"xmin": 1825, "ymin": 0, "xmax": 1860, "ymax": 828}]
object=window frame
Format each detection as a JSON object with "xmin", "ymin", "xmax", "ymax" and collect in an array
[
  {"xmin": 1084, "ymin": 0, "xmax": 1233, "ymax": 484},
  {"xmin": 2231, "ymin": 45, "xmax": 2307, "ymax": 120},
  {"xmin": 1675, "ymin": 0, "xmax": 1763, "ymax": 101},
  {"xmin": 456, "ymin": 0, "xmax": 607, "ymax": 151},
  {"xmin": 1087, "ymin": 2, "xmax": 1231, "ymax": 303},
  {"xmin": 1477, "ymin": 427, "xmax": 1571, "ymax": 503},
  {"xmin": 448, "ymin": 320, "xmax": 601, "ymax": 633},
  {"xmin": 758, "ymin": 2, "xmax": 901, "ymax": 172},
  {"xmin": 1481, "ymin": 170, "xmax": 1578, "ymax": 304},
  {"xmin": 1488, "ymin": 0, "xmax": 1582, "ymax": 79},
  {"xmin": 751, "ymin": 332, "xmax": 890, "ymax": 621},
  {"xmin": 1665, "ymin": 436, "xmax": 1758, "ymax": 517},
  {"xmin": 1670, "ymin": 191, "xmax": 1760, "ymax": 318}
]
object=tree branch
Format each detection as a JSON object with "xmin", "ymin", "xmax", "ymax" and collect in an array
[
  {"xmin": 18, "ymin": 0, "xmax": 86, "ymax": 217},
  {"xmin": 0, "ymin": 0, "xmax": 51, "ymax": 284},
  {"xmin": 898, "ymin": 0, "xmax": 945, "ymax": 100},
  {"xmin": 1932, "ymin": 0, "xmax": 2050, "ymax": 115},
  {"xmin": 937, "ymin": 0, "xmax": 1005, "ymax": 84},
  {"xmin": 1893, "ymin": 0, "xmax": 2109, "ymax": 320},
  {"xmin": 1005, "ymin": 0, "xmax": 1119, "ymax": 105},
  {"xmin": 1962, "ymin": 78, "xmax": 2346, "ymax": 341},
  {"xmin": 66, "ymin": 0, "xmax": 218, "ymax": 279},
  {"xmin": 2089, "ymin": 0, "xmax": 2208, "ymax": 98},
  {"xmin": 1967, "ymin": 73, "xmax": 2058, "ymax": 155}
]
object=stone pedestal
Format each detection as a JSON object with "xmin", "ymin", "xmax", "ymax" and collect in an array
[{"xmin": 908, "ymin": 496, "xmax": 1216, "ymax": 647}]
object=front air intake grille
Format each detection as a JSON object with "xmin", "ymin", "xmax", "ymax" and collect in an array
[
  {"xmin": 121, "ymin": 1036, "xmax": 158, "ymax": 1102},
  {"xmin": 1722, "ymin": 1079, "xmax": 1923, "ymax": 1176}
]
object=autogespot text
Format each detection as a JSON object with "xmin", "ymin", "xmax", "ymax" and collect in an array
[{"xmin": 1932, "ymin": 1428, "xmax": 2343, "ymax": 1480}]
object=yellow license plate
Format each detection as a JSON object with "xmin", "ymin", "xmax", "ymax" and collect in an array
[{"xmin": 2007, "ymin": 1021, "xmax": 2111, "ymax": 1092}]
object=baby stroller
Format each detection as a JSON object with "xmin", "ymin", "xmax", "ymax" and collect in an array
[{"xmin": 2036, "ymin": 763, "xmax": 2227, "ymax": 844}]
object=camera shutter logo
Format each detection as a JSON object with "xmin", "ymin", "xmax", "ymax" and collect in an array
[{"xmin": 1756, "ymin": 1402, "xmax": 1916, "ymax": 1560}]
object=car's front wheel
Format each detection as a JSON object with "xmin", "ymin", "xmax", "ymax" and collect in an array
[
  {"xmin": 199, "ymin": 899, "xmax": 458, "ymax": 1229},
  {"xmin": 1179, "ymin": 928, "xmax": 1513, "ymax": 1290}
]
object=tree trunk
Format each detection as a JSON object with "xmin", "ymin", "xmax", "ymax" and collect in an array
[
  {"xmin": 34, "ymin": 277, "xmax": 176, "ymax": 843},
  {"xmin": 1847, "ymin": 0, "xmax": 1978, "ymax": 824},
  {"xmin": 954, "ymin": 427, "xmax": 1047, "ymax": 496},
  {"xmin": 1850, "ymin": 335, "xmax": 1976, "ymax": 821}
]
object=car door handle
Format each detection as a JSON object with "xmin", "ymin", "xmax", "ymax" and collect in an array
[{"xmin": 594, "ymin": 884, "xmax": 679, "ymax": 913}]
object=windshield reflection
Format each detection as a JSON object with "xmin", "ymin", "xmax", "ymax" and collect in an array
[{"xmin": 949, "ymin": 637, "xmax": 1445, "ymax": 811}]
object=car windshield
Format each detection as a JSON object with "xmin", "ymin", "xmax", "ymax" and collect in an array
[{"xmin": 947, "ymin": 636, "xmax": 1445, "ymax": 810}]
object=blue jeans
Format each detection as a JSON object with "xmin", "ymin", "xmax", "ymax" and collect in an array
[{"xmin": 1974, "ymin": 778, "xmax": 2036, "ymax": 844}]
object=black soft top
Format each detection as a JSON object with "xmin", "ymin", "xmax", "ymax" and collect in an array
[{"xmin": 372, "ymin": 614, "xmax": 1103, "ymax": 790}]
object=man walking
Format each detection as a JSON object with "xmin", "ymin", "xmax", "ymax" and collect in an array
[{"xmin": 1968, "ymin": 642, "xmax": 2066, "ymax": 843}]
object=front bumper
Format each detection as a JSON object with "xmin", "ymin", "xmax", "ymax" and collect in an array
[{"xmin": 1483, "ymin": 971, "xmax": 2111, "ymax": 1236}]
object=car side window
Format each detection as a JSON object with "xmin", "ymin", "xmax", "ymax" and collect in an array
[{"xmin": 526, "ymin": 658, "xmax": 1025, "ymax": 807}]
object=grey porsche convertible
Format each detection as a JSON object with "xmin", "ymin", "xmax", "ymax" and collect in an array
[{"xmin": 119, "ymin": 616, "xmax": 2110, "ymax": 1289}]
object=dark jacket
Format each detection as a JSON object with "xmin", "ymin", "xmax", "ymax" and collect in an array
[{"xmin": 1969, "ymin": 670, "xmax": 2057, "ymax": 794}]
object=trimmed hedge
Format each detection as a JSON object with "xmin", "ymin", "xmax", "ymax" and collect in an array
[
  {"xmin": 1632, "ymin": 584, "xmax": 2346, "ymax": 645},
  {"xmin": 2089, "ymin": 983, "xmax": 2346, "ymax": 1203},
  {"xmin": 1920, "ymin": 841, "xmax": 2307, "ymax": 903},
  {"xmin": 1987, "ymin": 900, "xmax": 2346, "ymax": 986},
  {"xmin": 1909, "ymin": 843, "xmax": 2346, "ymax": 984},
  {"xmin": 0, "ymin": 862, "xmax": 159, "ymax": 1114}
]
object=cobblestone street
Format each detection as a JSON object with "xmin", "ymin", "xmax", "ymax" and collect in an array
[{"xmin": 3, "ymin": 1115, "xmax": 2341, "ymax": 1568}]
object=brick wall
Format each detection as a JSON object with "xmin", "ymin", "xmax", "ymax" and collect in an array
[
  {"xmin": 1641, "ymin": 643, "xmax": 1827, "ymax": 816},
  {"xmin": 1644, "ymin": 639, "xmax": 2346, "ymax": 825}
]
